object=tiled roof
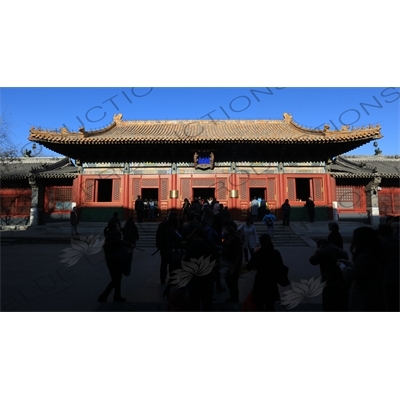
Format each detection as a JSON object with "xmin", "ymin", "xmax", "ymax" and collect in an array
[
  {"xmin": 0, "ymin": 157, "xmax": 78, "ymax": 179},
  {"xmin": 29, "ymin": 113, "xmax": 382, "ymax": 145},
  {"xmin": 330, "ymin": 155, "xmax": 400, "ymax": 178}
]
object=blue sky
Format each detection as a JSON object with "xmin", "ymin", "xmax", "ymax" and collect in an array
[{"xmin": 2, "ymin": 87, "xmax": 399, "ymax": 158}]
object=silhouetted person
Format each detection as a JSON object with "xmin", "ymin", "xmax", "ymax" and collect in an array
[
  {"xmin": 309, "ymin": 239, "xmax": 349, "ymax": 311},
  {"xmin": 259, "ymin": 198, "xmax": 267, "ymax": 220},
  {"xmin": 328, "ymin": 221, "xmax": 343, "ymax": 249},
  {"xmin": 281, "ymin": 199, "xmax": 291, "ymax": 226},
  {"xmin": 250, "ymin": 197, "xmax": 259, "ymax": 221},
  {"xmin": 219, "ymin": 205, "xmax": 231, "ymax": 223},
  {"xmin": 190, "ymin": 198, "xmax": 202, "ymax": 219},
  {"xmin": 205, "ymin": 215, "xmax": 225, "ymax": 292},
  {"xmin": 109, "ymin": 212, "xmax": 121, "ymax": 227},
  {"xmin": 181, "ymin": 212, "xmax": 201, "ymax": 242},
  {"xmin": 262, "ymin": 210, "xmax": 276, "ymax": 235},
  {"xmin": 221, "ymin": 222, "xmax": 243, "ymax": 303},
  {"xmin": 98, "ymin": 221, "xmax": 133, "ymax": 303},
  {"xmin": 378, "ymin": 224, "xmax": 399, "ymax": 311},
  {"xmin": 122, "ymin": 217, "xmax": 139, "ymax": 267},
  {"xmin": 70, "ymin": 206, "xmax": 79, "ymax": 236},
  {"xmin": 166, "ymin": 216, "xmax": 184, "ymax": 276},
  {"xmin": 135, "ymin": 195, "xmax": 144, "ymax": 223},
  {"xmin": 148, "ymin": 199, "xmax": 156, "ymax": 221},
  {"xmin": 182, "ymin": 198, "xmax": 191, "ymax": 220},
  {"xmin": 338, "ymin": 227, "xmax": 386, "ymax": 311},
  {"xmin": 237, "ymin": 216, "xmax": 259, "ymax": 263},
  {"xmin": 305, "ymin": 196, "xmax": 315, "ymax": 222},
  {"xmin": 184, "ymin": 227, "xmax": 220, "ymax": 311},
  {"xmin": 246, "ymin": 233, "xmax": 289, "ymax": 311},
  {"xmin": 156, "ymin": 212, "xmax": 177, "ymax": 284}
]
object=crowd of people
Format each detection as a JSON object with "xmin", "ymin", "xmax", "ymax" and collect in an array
[
  {"xmin": 309, "ymin": 218, "xmax": 399, "ymax": 312},
  {"xmin": 153, "ymin": 199, "xmax": 292, "ymax": 311},
  {"xmin": 134, "ymin": 195, "xmax": 160, "ymax": 223},
  {"xmin": 95, "ymin": 201, "xmax": 399, "ymax": 312}
]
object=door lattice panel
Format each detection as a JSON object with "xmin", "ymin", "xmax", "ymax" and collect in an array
[
  {"xmin": 132, "ymin": 179, "xmax": 141, "ymax": 199},
  {"xmin": 249, "ymin": 178, "xmax": 266, "ymax": 187},
  {"xmin": 85, "ymin": 179, "xmax": 95, "ymax": 202},
  {"xmin": 161, "ymin": 179, "xmax": 169, "ymax": 201},
  {"xmin": 239, "ymin": 178, "xmax": 247, "ymax": 200},
  {"xmin": 112, "ymin": 179, "xmax": 121, "ymax": 202},
  {"xmin": 313, "ymin": 178, "xmax": 324, "ymax": 201},
  {"xmin": 287, "ymin": 178, "xmax": 296, "ymax": 201},
  {"xmin": 141, "ymin": 179, "xmax": 159, "ymax": 187},
  {"xmin": 181, "ymin": 178, "xmax": 191, "ymax": 200},
  {"xmin": 267, "ymin": 178, "xmax": 275, "ymax": 201},
  {"xmin": 192, "ymin": 178, "xmax": 215, "ymax": 187},
  {"xmin": 217, "ymin": 179, "xmax": 228, "ymax": 200}
]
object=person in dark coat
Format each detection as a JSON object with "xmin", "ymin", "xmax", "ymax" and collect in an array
[
  {"xmin": 221, "ymin": 222, "xmax": 243, "ymax": 303},
  {"xmin": 377, "ymin": 224, "xmax": 399, "ymax": 311},
  {"xmin": 258, "ymin": 198, "xmax": 267, "ymax": 221},
  {"xmin": 305, "ymin": 196, "xmax": 315, "ymax": 222},
  {"xmin": 218, "ymin": 205, "xmax": 231, "ymax": 223},
  {"xmin": 166, "ymin": 216, "xmax": 184, "ymax": 277},
  {"xmin": 122, "ymin": 217, "xmax": 139, "ymax": 267},
  {"xmin": 327, "ymin": 221, "xmax": 343, "ymax": 249},
  {"xmin": 281, "ymin": 199, "xmax": 291, "ymax": 226},
  {"xmin": 156, "ymin": 212, "xmax": 177, "ymax": 284},
  {"xmin": 309, "ymin": 239, "xmax": 349, "ymax": 311},
  {"xmin": 338, "ymin": 227, "xmax": 386, "ymax": 311},
  {"xmin": 190, "ymin": 198, "xmax": 202, "ymax": 219},
  {"xmin": 182, "ymin": 212, "xmax": 201, "ymax": 242},
  {"xmin": 246, "ymin": 233, "xmax": 288, "ymax": 311},
  {"xmin": 183, "ymin": 227, "xmax": 220, "ymax": 311},
  {"xmin": 108, "ymin": 212, "xmax": 121, "ymax": 227},
  {"xmin": 98, "ymin": 221, "xmax": 133, "ymax": 303},
  {"xmin": 135, "ymin": 195, "xmax": 145, "ymax": 223},
  {"xmin": 181, "ymin": 198, "xmax": 191, "ymax": 220},
  {"xmin": 70, "ymin": 206, "xmax": 79, "ymax": 236}
]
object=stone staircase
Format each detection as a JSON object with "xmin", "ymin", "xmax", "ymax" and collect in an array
[
  {"xmin": 135, "ymin": 223, "xmax": 159, "ymax": 249},
  {"xmin": 135, "ymin": 221, "xmax": 309, "ymax": 248},
  {"xmin": 0, "ymin": 220, "xmax": 310, "ymax": 247},
  {"xmin": 252, "ymin": 222, "xmax": 309, "ymax": 247}
]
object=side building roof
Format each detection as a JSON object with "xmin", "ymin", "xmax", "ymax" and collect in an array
[
  {"xmin": 0, "ymin": 157, "xmax": 78, "ymax": 180},
  {"xmin": 330, "ymin": 155, "xmax": 400, "ymax": 178}
]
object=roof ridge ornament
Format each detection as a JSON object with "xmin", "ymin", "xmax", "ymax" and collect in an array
[
  {"xmin": 283, "ymin": 113, "xmax": 293, "ymax": 123},
  {"xmin": 113, "ymin": 114, "xmax": 123, "ymax": 124}
]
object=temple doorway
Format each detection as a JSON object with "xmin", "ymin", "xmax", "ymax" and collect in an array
[
  {"xmin": 249, "ymin": 188, "xmax": 266, "ymax": 201},
  {"xmin": 192, "ymin": 188, "xmax": 215, "ymax": 201},
  {"xmin": 141, "ymin": 188, "xmax": 159, "ymax": 202}
]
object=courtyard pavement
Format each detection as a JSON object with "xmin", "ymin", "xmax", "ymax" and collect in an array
[{"xmin": 1, "ymin": 220, "xmax": 363, "ymax": 312}]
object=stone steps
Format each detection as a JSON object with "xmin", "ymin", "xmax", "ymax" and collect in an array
[{"xmin": 135, "ymin": 222, "xmax": 309, "ymax": 248}]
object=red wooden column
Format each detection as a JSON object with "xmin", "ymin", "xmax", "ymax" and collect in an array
[
  {"xmin": 325, "ymin": 174, "xmax": 334, "ymax": 219},
  {"xmin": 229, "ymin": 172, "xmax": 239, "ymax": 219},
  {"xmin": 123, "ymin": 173, "xmax": 130, "ymax": 219},
  {"xmin": 170, "ymin": 163, "xmax": 178, "ymax": 211},
  {"xmin": 278, "ymin": 173, "xmax": 285, "ymax": 208},
  {"xmin": 74, "ymin": 174, "xmax": 83, "ymax": 207}
]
